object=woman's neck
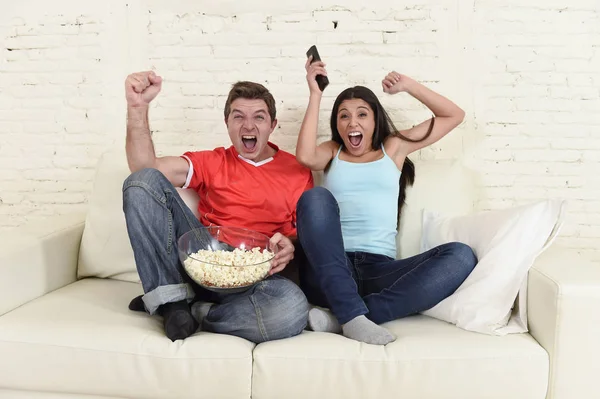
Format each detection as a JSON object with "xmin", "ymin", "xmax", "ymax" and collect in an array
[{"xmin": 339, "ymin": 147, "xmax": 383, "ymax": 163}]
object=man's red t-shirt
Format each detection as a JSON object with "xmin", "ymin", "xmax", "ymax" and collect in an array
[{"xmin": 181, "ymin": 143, "xmax": 313, "ymax": 238}]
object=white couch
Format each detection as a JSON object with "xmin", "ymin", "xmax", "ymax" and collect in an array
[{"xmin": 1, "ymin": 149, "xmax": 599, "ymax": 399}]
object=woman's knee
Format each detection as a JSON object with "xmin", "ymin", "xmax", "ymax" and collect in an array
[
  {"xmin": 445, "ymin": 242, "xmax": 478, "ymax": 275},
  {"xmin": 297, "ymin": 187, "xmax": 336, "ymax": 215},
  {"xmin": 296, "ymin": 187, "xmax": 339, "ymax": 229}
]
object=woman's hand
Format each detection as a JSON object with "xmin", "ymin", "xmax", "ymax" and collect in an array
[
  {"xmin": 305, "ymin": 56, "xmax": 328, "ymax": 96},
  {"xmin": 382, "ymin": 71, "xmax": 415, "ymax": 95}
]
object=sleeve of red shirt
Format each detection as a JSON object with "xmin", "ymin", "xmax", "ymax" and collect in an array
[{"xmin": 181, "ymin": 150, "xmax": 220, "ymax": 191}]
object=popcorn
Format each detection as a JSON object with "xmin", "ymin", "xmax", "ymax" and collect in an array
[{"xmin": 183, "ymin": 247, "xmax": 274, "ymax": 288}]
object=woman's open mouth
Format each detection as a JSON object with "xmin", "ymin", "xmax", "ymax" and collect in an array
[{"xmin": 348, "ymin": 132, "xmax": 363, "ymax": 148}]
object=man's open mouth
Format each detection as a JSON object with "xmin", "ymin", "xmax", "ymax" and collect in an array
[{"xmin": 242, "ymin": 135, "xmax": 257, "ymax": 151}]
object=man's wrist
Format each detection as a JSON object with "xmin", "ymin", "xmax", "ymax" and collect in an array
[
  {"xmin": 127, "ymin": 105, "xmax": 149, "ymax": 123},
  {"xmin": 127, "ymin": 104, "xmax": 149, "ymax": 113}
]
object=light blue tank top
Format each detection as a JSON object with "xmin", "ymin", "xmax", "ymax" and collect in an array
[{"xmin": 323, "ymin": 145, "xmax": 401, "ymax": 258}]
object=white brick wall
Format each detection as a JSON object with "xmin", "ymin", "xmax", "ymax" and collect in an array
[
  {"xmin": 470, "ymin": 0, "xmax": 600, "ymax": 263},
  {"xmin": 1, "ymin": 0, "xmax": 599, "ymax": 262}
]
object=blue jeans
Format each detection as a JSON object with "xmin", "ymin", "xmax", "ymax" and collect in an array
[
  {"xmin": 122, "ymin": 168, "xmax": 309, "ymax": 343},
  {"xmin": 296, "ymin": 187, "xmax": 477, "ymax": 325}
]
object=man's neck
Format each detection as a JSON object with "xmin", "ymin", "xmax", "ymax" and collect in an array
[{"xmin": 251, "ymin": 143, "xmax": 277, "ymax": 163}]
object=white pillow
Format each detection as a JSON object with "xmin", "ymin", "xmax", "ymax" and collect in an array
[
  {"xmin": 397, "ymin": 160, "xmax": 476, "ymax": 259},
  {"xmin": 78, "ymin": 149, "xmax": 200, "ymax": 282},
  {"xmin": 420, "ymin": 199, "xmax": 567, "ymax": 335}
]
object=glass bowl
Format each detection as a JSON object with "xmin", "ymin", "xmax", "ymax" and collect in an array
[{"xmin": 178, "ymin": 226, "xmax": 276, "ymax": 293}]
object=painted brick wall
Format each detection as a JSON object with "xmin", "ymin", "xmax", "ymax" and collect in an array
[{"xmin": 1, "ymin": 0, "xmax": 598, "ymax": 261}]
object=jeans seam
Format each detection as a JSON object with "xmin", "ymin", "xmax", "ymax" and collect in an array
[
  {"xmin": 171, "ymin": 189, "xmax": 206, "ymax": 236},
  {"xmin": 353, "ymin": 255, "xmax": 363, "ymax": 296},
  {"xmin": 123, "ymin": 180, "xmax": 166, "ymax": 204},
  {"xmin": 357, "ymin": 252, "xmax": 366, "ymax": 263},
  {"xmin": 124, "ymin": 180, "xmax": 175, "ymax": 257},
  {"xmin": 167, "ymin": 206, "xmax": 174, "ymax": 255},
  {"xmin": 369, "ymin": 248, "xmax": 440, "ymax": 303},
  {"xmin": 364, "ymin": 247, "xmax": 443, "ymax": 281},
  {"xmin": 250, "ymin": 294, "xmax": 269, "ymax": 342},
  {"xmin": 360, "ymin": 260, "xmax": 412, "ymax": 281}
]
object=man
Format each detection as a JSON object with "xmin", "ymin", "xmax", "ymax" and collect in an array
[{"xmin": 123, "ymin": 71, "xmax": 313, "ymax": 342}]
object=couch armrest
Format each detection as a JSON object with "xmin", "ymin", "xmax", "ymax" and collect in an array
[
  {"xmin": 0, "ymin": 213, "xmax": 86, "ymax": 316},
  {"xmin": 527, "ymin": 246, "xmax": 600, "ymax": 399}
]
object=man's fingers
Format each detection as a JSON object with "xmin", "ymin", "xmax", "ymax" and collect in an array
[
  {"xmin": 275, "ymin": 252, "xmax": 294, "ymax": 263},
  {"xmin": 132, "ymin": 73, "xmax": 149, "ymax": 86},
  {"xmin": 127, "ymin": 75, "xmax": 142, "ymax": 86},
  {"xmin": 270, "ymin": 264, "xmax": 285, "ymax": 275},
  {"xmin": 128, "ymin": 71, "xmax": 162, "ymax": 91},
  {"xmin": 131, "ymin": 81, "xmax": 146, "ymax": 94},
  {"xmin": 269, "ymin": 233, "xmax": 295, "ymax": 273},
  {"xmin": 273, "ymin": 267, "xmax": 284, "ymax": 274},
  {"xmin": 274, "ymin": 244, "xmax": 293, "ymax": 260},
  {"xmin": 269, "ymin": 232, "xmax": 283, "ymax": 247},
  {"xmin": 269, "ymin": 254, "xmax": 293, "ymax": 275},
  {"xmin": 148, "ymin": 73, "xmax": 162, "ymax": 85},
  {"xmin": 128, "ymin": 75, "xmax": 149, "ymax": 93},
  {"xmin": 269, "ymin": 259, "xmax": 283, "ymax": 274}
]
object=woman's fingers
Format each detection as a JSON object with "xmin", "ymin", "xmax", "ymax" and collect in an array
[
  {"xmin": 305, "ymin": 56, "xmax": 312, "ymax": 70},
  {"xmin": 311, "ymin": 67, "xmax": 327, "ymax": 76},
  {"xmin": 306, "ymin": 61, "xmax": 326, "ymax": 71}
]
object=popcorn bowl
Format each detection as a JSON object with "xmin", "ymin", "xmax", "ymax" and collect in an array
[{"xmin": 178, "ymin": 226, "xmax": 277, "ymax": 293}]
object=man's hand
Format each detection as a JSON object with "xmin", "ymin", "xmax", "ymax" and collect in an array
[
  {"xmin": 268, "ymin": 233, "xmax": 295, "ymax": 275},
  {"xmin": 125, "ymin": 71, "xmax": 163, "ymax": 107}
]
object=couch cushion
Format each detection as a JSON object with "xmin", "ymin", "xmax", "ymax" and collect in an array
[
  {"xmin": 398, "ymin": 159, "xmax": 476, "ymax": 259},
  {"xmin": 0, "ymin": 278, "xmax": 254, "ymax": 399},
  {"xmin": 77, "ymin": 149, "xmax": 141, "ymax": 282},
  {"xmin": 252, "ymin": 316, "xmax": 548, "ymax": 399},
  {"xmin": 78, "ymin": 149, "xmax": 200, "ymax": 283},
  {"xmin": 0, "ymin": 391, "xmax": 121, "ymax": 399}
]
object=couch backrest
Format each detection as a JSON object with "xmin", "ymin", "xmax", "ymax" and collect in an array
[{"xmin": 77, "ymin": 149, "xmax": 476, "ymax": 282}]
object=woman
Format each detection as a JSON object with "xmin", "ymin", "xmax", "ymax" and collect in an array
[{"xmin": 295, "ymin": 57, "xmax": 477, "ymax": 345}]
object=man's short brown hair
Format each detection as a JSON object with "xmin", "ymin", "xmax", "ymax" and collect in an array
[{"xmin": 224, "ymin": 81, "xmax": 276, "ymax": 122}]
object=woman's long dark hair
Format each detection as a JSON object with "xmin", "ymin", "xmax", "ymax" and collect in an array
[{"xmin": 330, "ymin": 86, "xmax": 434, "ymax": 221}]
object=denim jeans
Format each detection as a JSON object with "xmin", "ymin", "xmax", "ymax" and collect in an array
[
  {"xmin": 296, "ymin": 187, "xmax": 477, "ymax": 325},
  {"xmin": 122, "ymin": 168, "xmax": 309, "ymax": 343}
]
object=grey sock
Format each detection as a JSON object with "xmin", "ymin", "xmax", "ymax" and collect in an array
[
  {"xmin": 307, "ymin": 307, "xmax": 342, "ymax": 333},
  {"xmin": 342, "ymin": 315, "xmax": 396, "ymax": 345},
  {"xmin": 190, "ymin": 302, "xmax": 213, "ymax": 331}
]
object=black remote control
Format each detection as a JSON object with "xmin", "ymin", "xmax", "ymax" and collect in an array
[{"xmin": 306, "ymin": 45, "xmax": 329, "ymax": 92}]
